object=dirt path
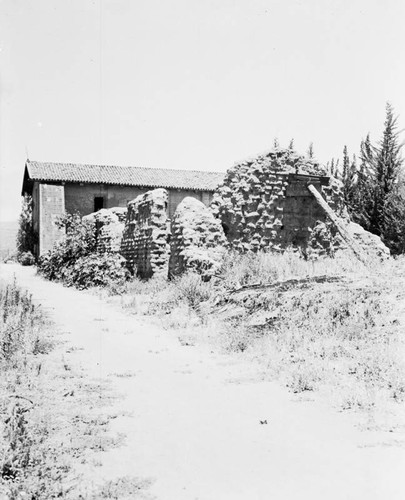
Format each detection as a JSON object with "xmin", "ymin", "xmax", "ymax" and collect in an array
[{"xmin": 1, "ymin": 263, "xmax": 405, "ymax": 500}]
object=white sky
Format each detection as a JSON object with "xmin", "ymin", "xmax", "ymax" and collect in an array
[{"xmin": 1, "ymin": 0, "xmax": 404, "ymax": 221}]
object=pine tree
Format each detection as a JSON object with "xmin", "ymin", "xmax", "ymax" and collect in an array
[
  {"xmin": 340, "ymin": 103, "xmax": 405, "ymax": 253},
  {"xmin": 341, "ymin": 146, "xmax": 352, "ymax": 204},
  {"xmin": 369, "ymin": 103, "xmax": 404, "ymax": 236},
  {"xmin": 360, "ymin": 134, "xmax": 373, "ymax": 166}
]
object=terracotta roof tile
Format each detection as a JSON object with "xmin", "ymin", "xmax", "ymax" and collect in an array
[{"xmin": 26, "ymin": 161, "xmax": 224, "ymax": 192}]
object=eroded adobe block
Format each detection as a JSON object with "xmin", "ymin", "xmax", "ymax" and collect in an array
[
  {"xmin": 169, "ymin": 197, "xmax": 227, "ymax": 278},
  {"xmin": 120, "ymin": 189, "xmax": 170, "ymax": 278}
]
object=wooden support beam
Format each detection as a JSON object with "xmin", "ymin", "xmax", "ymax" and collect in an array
[{"xmin": 306, "ymin": 183, "xmax": 369, "ymax": 266}]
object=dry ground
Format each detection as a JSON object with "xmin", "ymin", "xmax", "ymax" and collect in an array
[{"xmin": 1, "ymin": 263, "xmax": 405, "ymax": 500}]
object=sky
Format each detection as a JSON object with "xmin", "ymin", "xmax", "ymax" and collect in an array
[{"xmin": 1, "ymin": 0, "xmax": 404, "ymax": 221}]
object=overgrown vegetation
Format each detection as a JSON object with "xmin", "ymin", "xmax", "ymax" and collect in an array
[
  {"xmin": 110, "ymin": 251, "xmax": 405, "ymax": 423},
  {"xmin": 0, "ymin": 279, "xmax": 55, "ymax": 496},
  {"xmin": 38, "ymin": 213, "xmax": 129, "ymax": 289},
  {"xmin": 0, "ymin": 278, "xmax": 51, "ymax": 362},
  {"xmin": 215, "ymin": 257, "xmax": 405, "ymax": 414},
  {"xmin": 0, "ymin": 279, "xmax": 148, "ymax": 499},
  {"xmin": 16, "ymin": 194, "xmax": 36, "ymax": 264},
  {"xmin": 335, "ymin": 103, "xmax": 405, "ymax": 254}
]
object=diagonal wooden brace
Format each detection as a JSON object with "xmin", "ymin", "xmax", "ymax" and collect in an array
[{"xmin": 306, "ymin": 183, "xmax": 369, "ymax": 266}]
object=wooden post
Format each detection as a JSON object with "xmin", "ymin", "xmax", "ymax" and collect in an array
[{"xmin": 306, "ymin": 183, "xmax": 369, "ymax": 266}]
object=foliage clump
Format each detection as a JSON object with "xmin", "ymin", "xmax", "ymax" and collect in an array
[
  {"xmin": 38, "ymin": 213, "xmax": 129, "ymax": 289},
  {"xmin": 336, "ymin": 103, "xmax": 405, "ymax": 254},
  {"xmin": 0, "ymin": 279, "xmax": 49, "ymax": 362},
  {"xmin": 17, "ymin": 251, "xmax": 35, "ymax": 266},
  {"xmin": 16, "ymin": 195, "xmax": 37, "ymax": 259}
]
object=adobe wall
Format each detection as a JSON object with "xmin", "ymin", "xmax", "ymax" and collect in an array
[
  {"xmin": 120, "ymin": 189, "xmax": 170, "ymax": 278},
  {"xmin": 169, "ymin": 197, "xmax": 227, "ymax": 278},
  {"xmin": 64, "ymin": 183, "xmax": 213, "ymax": 220},
  {"xmin": 167, "ymin": 190, "xmax": 214, "ymax": 219},
  {"xmin": 211, "ymin": 148, "xmax": 346, "ymax": 255},
  {"xmin": 83, "ymin": 207, "xmax": 127, "ymax": 254},
  {"xmin": 39, "ymin": 183, "xmax": 66, "ymax": 255},
  {"xmin": 65, "ymin": 184, "xmax": 144, "ymax": 216}
]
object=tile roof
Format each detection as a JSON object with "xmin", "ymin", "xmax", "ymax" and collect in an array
[{"xmin": 25, "ymin": 161, "xmax": 224, "ymax": 192}]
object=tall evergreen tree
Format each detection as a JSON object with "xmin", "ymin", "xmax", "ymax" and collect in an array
[
  {"xmin": 16, "ymin": 195, "xmax": 36, "ymax": 255},
  {"xmin": 369, "ymin": 103, "xmax": 404, "ymax": 236},
  {"xmin": 338, "ymin": 103, "xmax": 405, "ymax": 253},
  {"xmin": 341, "ymin": 146, "xmax": 352, "ymax": 205}
]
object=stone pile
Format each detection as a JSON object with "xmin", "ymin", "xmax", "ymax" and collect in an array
[
  {"xmin": 169, "ymin": 197, "xmax": 228, "ymax": 278},
  {"xmin": 120, "ymin": 188, "xmax": 170, "ymax": 278}
]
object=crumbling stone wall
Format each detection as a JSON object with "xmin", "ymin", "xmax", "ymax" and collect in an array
[
  {"xmin": 169, "ymin": 197, "xmax": 228, "ymax": 278},
  {"xmin": 83, "ymin": 207, "xmax": 127, "ymax": 254},
  {"xmin": 211, "ymin": 148, "xmax": 347, "ymax": 255},
  {"xmin": 120, "ymin": 189, "xmax": 170, "ymax": 278}
]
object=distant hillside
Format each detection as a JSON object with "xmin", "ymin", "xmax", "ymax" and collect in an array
[{"xmin": 0, "ymin": 220, "xmax": 18, "ymax": 258}]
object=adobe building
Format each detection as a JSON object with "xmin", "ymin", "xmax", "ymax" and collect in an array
[{"xmin": 21, "ymin": 160, "xmax": 224, "ymax": 257}]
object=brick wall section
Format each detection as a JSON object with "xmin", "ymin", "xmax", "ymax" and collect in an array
[
  {"xmin": 120, "ymin": 189, "xmax": 170, "ymax": 278},
  {"xmin": 83, "ymin": 207, "xmax": 127, "ymax": 253},
  {"xmin": 169, "ymin": 197, "xmax": 228, "ymax": 278},
  {"xmin": 39, "ymin": 183, "xmax": 65, "ymax": 255},
  {"xmin": 211, "ymin": 149, "xmax": 347, "ymax": 255},
  {"xmin": 65, "ymin": 184, "xmax": 145, "ymax": 215}
]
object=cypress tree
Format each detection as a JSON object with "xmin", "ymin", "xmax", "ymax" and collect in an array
[
  {"xmin": 339, "ymin": 103, "xmax": 405, "ymax": 253},
  {"xmin": 369, "ymin": 103, "xmax": 404, "ymax": 237}
]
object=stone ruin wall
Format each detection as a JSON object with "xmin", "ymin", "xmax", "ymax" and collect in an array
[
  {"xmin": 169, "ymin": 197, "xmax": 228, "ymax": 279},
  {"xmin": 81, "ymin": 147, "xmax": 389, "ymax": 279},
  {"xmin": 83, "ymin": 207, "xmax": 127, "ymax": 254},
  {"xmin": 211, "ymin": 148, "xmax": 347, "ymax": 257},
  {"xmin": 120, "ymin": 188, "xmax": 170, "ymax": 278}
]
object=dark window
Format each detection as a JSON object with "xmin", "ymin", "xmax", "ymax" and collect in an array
[{"xmin": 94, "ymin": 197, "xmax": 104, "ymax": 212}]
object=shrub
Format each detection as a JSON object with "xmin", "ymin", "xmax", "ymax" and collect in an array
[
  {"xmin": 171, "ymin": 271, "xmax": 214, "ymax": 311},
  {"xmin": 68, "ymin": 253, "xmax": 129, "ymax": 289},
  {"xmin": 0, "ymin": 279, "xmax": 49, "ymax": 362},
  {"xmin": 38, "ymin": 212, "xmax": 129, "ymax": 289},
  {"xmin": 17, "ymin": 251, "xmax": 35, "ymax": 266},
  {"xmin": 16, "ymin": 194, "xmax": 37, "ymax": 255}
]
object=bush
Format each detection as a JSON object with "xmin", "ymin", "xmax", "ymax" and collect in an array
[
  {"xmin": 0, "ymin": 279, "xmax": 49, "ymax": 362},
  {"xmin": 172, "ymin": 271, "xmax": 214, "ymax": 310},
  {"xmin": 17, "ymin": 251, "xmax": 35, "ymax": 266},
  {"xmin": 38, "ymin": 212, "xmax": 129, "ymax": 289},
  {"xmin": 67, "ymin": 253, "xmax": 129, "ymax": 289}
]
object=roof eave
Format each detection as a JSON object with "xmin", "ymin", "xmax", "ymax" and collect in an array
[{"xmin": 27, "ymin": 178, "xmax": 219, "ymax": 192}]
